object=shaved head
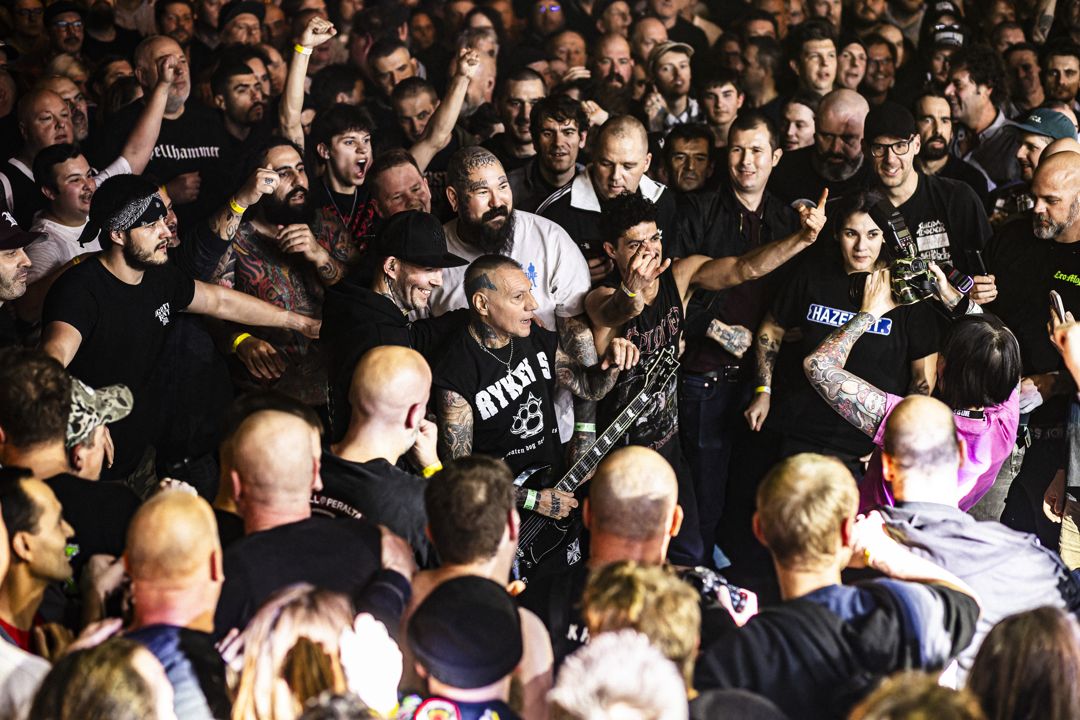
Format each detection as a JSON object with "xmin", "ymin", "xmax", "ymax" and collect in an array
[
  {"xmin": 589, "ymin": 446, "xmax": 677, "ymax": 540},
  {"xmin": 596, "ymin": 114, "xmax": 648, "ymax": 148},
  {"xmin": 883, "ymin": 396, "xmax": 960, "ymax": 472},
  {"xmin": 349, "ymin": 346, "xmax": 431, "ymax": 419},
  {"xmin": 1036, "ymin": 149, "xmax": 1080, "ymax": 179},
  {"xmin": 1044, "ymin": 139, "xmax": 1080, "ymax": 158},
  {"xmin": 818, "ymin": 87, "xmax": 869, "ymax": 124},
  {"xmin": 126, "ymin": 489, "xmax": 219, "ymax": 584},
  {"xmin": 230, "ymin": 409, "xmax": 321, "ymax": 509}
]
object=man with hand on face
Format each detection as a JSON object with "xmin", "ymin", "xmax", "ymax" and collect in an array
[
  {"xmin": 864, "ymin": 101, "xmax": 990, "ymax": 278},
  {"xmin": 912, "ymin": 90, "xmax": 990, "ymax": 205},
  {"xmin": 434, "ymin": 254, "xmax": 638, "ymax": 521},
  {"xmin": 508, "ymin": 96, "xmax": 588, "ymax": 213},
  {"xmin": 671, "ymin": 111, "xmax": 800, "ymax": 561},
  {"xmin": 482, "ymin": 69, "xmax": 547, "ymax": 175},
  {"xmin": 209, "ymin": 139, "xmax": 337, "ymax": 409},
  {"xmin": 585, "ymin": 189, "xmax": 826, "ymax": 565},
  {"xmin": 321, "ymin": 210, "xmax": 468, "ymax": 440},
  {"xmin": 768, "ymin": 88, "xmax": 870, "ymax": 207}
]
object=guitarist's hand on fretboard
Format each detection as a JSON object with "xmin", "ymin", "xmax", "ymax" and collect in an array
[{"xmin": 535, "ymin": 488, "xmax": 577, "ymax": 519}]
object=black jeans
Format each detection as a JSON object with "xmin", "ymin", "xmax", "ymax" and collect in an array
[
  {"xmin": 678, "ymin": 373, "xmax": 752, "ymax": 561},
  {"xmin": 1002, "ymin": 435, "xmax": 1065, "ymax": 550}
]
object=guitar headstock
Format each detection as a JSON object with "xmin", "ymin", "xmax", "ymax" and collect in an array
[{"xmin": 642, "ymin": 345, "xmax": 679, "ymax": 384}]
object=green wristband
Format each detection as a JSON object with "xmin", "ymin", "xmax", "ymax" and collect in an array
[
  {"xmin": 524, "ymin": 489, "xmax": 539, "ymax": 511},
  {"xmin": 574, "ymin": 422, "xmax": 596, "ymax": 433}
]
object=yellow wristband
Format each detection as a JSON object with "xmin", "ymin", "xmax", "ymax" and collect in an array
[
  {"xmin": 619, "ymin": 282, "xmax": 637, "ymax": 298},
  {"xmin": 228, "ymin": 198, "xmax": 247, "ymax": 215},
  {"xmin": 755, "ymin": 386, "xmax": 771, "ymax": 395},
  {"xmin": 231, "ymin": 332, "xmax": 253, "ymax": 353},
  {"xmin": 421, "ymin": 462, "xmax": 443, "ymax": 478},
  {"xmin": 294, "ymin": 43, "xmax": 313, "ymax": 56}
]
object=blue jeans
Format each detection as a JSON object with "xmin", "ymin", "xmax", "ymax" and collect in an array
[{"xmin": 678, "ymin": 373, "xmax": 752, "ymax": 562}]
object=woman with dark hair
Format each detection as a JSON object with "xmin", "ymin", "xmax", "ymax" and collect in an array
[
  {"xmin": 801, "ymin": 236, "xmax": 1020, "ymax": 510},
  {"xmin": 967, "ymin": 607, "xmax": 1080, "ymax": 720},
  {"xmin": 29, "ymin": 638, "xmax": 177, "ymax": 720},
  {"xmin": 746, "ymin": 191, "xmax": 940, "ymax": 478}
]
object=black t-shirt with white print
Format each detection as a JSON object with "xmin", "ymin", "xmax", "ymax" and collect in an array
[
  {"xmin": 434, "ymin": 327, "xmax": 563, "ymax": 476},
  {"xmin": 767, "ymin": 253, "xmax": 940, "ymax": 457},
  {"xmin": 896, "ymin": 172, "xmax": 990, "ymax": 275},
  {"xmin": 42, "ymin": 256, "xmax": 196, "ymax": 477}
]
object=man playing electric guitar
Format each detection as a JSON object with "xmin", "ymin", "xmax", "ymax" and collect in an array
[
  {"xmin": 585, "ymin": 190, "xmax": 828, "ymax": 565},
  {"xmin": 433, "ymin": 254, "xmax": 639, "ymax": 520}
]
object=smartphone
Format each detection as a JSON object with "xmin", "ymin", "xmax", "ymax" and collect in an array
[{"xmin": 1051, "ymin": 290, "xmax": 1066, "ymax": 323}]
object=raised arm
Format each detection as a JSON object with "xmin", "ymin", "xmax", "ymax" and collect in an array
[
  {"xmin": 410, "ymin": 48, "xmax": 481, "ymax": 172},
  {"xmin": 280, "ymin": 16, "xmax": 338, "ymax": 148},
  {"xmin": 208, "ymin": 164, "xmax": 280, "ymax": 243},
  {"xmin": 677, "ymin": 188, "xmax": 827, "ymax": 297},
  {"xmin": 186, "ymin": 280, "xmax": 320, "ymax": 337},
  {"xmin": 585, "ymin": 245, "xmax": 669, "ymax": 329},
  {"xmin": 40, "ymin": 321, "xmax": 83, "ymax": 367},
  {"xmin": 802, "ymin": 270, "xmax": 893, "ymax": 438},
  {"xmin": 744, "ymin": 312, "xmax": 786, "ymax": 431},
  {"xmin": 436, "ymin": 388, "xmax": 474, "ymax": 460},
  {"xmin": 120, "ymin": 55, "xmax": 177, "ymax": 175}
]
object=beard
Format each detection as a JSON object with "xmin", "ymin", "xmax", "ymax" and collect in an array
[
  {"xmin": 919, "ymin": 135, "xmax": 949, "ymax": 161},
  {"xmin": 87, "ymin": 2, "xmax": 114, "ymax": 32},
  {"xmin": 1034, "ymin": 197, "xmax": 1080, "ymax": 240},
  {"xmin": 263, "ymin": 187, "xmax": 314, "ymax": 226},
  {"xmin": 459, "ymin": 206, "xmax": 515, "ymax": 254},
  {"xmin": 122, "ymin": 238, "xmax": 165, "ymax": 270},
  {"xmin": 815, "ymin": 150, "xmax": 863, "ymax": 182}
]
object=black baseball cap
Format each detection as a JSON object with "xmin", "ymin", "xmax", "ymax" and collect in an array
[
  {"xmin": 0, "ymin": 211, "xmax": 42, "ymax": 251},
  {"xmin": 44, "ymin": 1, "xmax": 83, "ymax": 25},
  {"xmin": 864, "ymin": 101, "xmax": 917, "ymax": 142},
  {"xmin": 407, "ymin": 576, "xmax": 522, "ymax": 689},
  {"xmin": 377, "ymin": 210, "xmax": 467, "ymax": 268},
  {"xmin": 218, "ymin": 0, "xmax": 264, "ymax": 30}
]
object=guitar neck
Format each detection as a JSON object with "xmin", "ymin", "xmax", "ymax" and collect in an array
[{"xmin": 554, "ymin": 356, "xmax": 678, "ymax": 494}]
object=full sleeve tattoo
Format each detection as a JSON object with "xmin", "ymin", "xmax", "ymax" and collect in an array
[
  {"xmin": 559, "ymin": 315, "xmax": 599, "ymax": 462},
  {"xmin": 555, "ymin": 316, "xmax": 619, "ymax": 401},
  {"xmin": 437, "ymin": 389, "xmax": 474, "ymax": 460},
  {"xmin": 753, "ymin": 313, "xmax": 784, "ymax": 388},
  {"xmin": 802, "ymin": 312, "xmax": 888, "ymax": 438}
]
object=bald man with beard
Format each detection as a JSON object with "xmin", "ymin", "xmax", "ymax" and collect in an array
[
  {"xmin": 214, "ymin": 408, "xmax": 415, "ymax": 638},
  {"xmin": 126, "ymin": 490, "xmax": 231, "ymax": 720},
  {"xmin": 317, "ymin": 346, "xmax": 439, "ymax": 567}
]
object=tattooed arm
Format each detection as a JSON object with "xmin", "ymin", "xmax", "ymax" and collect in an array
[
  {"xmin": 437, "ymin": 389, "xmax": 474, "ymax": 460},
  {"xmin": 802, "ymin": 312, "xmax": 888, "ymax": 438},
  {"xmin": 1033, "ymin": 0, "xmax": 1057, "ymax": 43},
  {"xmin": 744, "ymin": 313, "xmax": 786, "ymax": 431},
  {"xmin": 555, "ymin": 320, "xmax": 639, "ymax": 400},
  {"xmin": 559, "ymin": 315, "xmax": 599, "ymax": 465}
]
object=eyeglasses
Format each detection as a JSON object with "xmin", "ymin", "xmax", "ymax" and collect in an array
[
  {"xmin": 869, "ymin": 136, "xmax": 914, "ymax": 157},
  {"xmin": 537, "ymin": 3, "xmax": 561, "ymax": 11},
  {"xmin": 52, "ymin": 19, "xmax": 83, "ymax": 29}
]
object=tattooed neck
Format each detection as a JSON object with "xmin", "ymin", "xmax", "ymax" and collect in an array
[
  {"xmin": 375, "ymin": 274, "xmax": 410, "ymax": 316},
  {"xmin": 470, "ymin": 319, "xmax": 510, "ymax": 349}
]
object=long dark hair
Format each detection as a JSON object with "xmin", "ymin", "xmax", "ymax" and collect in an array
[{"xmin": 936, "ymin": 314, "xmax": 1021, "ymax": 409}]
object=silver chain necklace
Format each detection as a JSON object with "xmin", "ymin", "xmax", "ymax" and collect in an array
[
  {"xmin": 324, "ymin": 182, "xmax": 358, "ymax": 224},
  {"xmin": 475, "ymin": 332, "xmax": 514, "ymax": 377}
]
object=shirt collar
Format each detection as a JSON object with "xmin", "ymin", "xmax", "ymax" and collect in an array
[{"xmin": 571, "ymin": 168, "xmax": 667, "ymax": 212}]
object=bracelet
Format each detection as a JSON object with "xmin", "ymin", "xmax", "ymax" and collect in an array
[
  {"xmin": 231, "ymin": 332, "xmax": 252, "ymax": 353},
  {"xmin": 294, "ymin": 44, "xmax": 313, "ymax": 55},
  {"xmin": 754, "ymin": 386, "xmax": 772, "ymax": 395},
  {"xmin": 574, "ymin": 422, "xmax": 596, "ymax": 433},
  {"xmin": 523, "ymin": 489, "xmax": 539, "ymax": 511},
  {"xmin": 228, "ymin": 197, "xmax": 248, "ymax": 215},
  {"xmin": 619, "ymin": 282, "xmax": 637, "ymax": 298},
  {"xmin": 421, "ymin": 462, "xmax": 443, "ymax": 478}
]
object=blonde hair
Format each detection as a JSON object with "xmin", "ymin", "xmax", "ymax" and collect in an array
[
  {"xmin": 755, "ymin": 453, "xmax": 858, "ymax": 570},
  {"xmin": 231, "ymin": 584, "xmax": 354, "ymax": 720},
  {"xmin": 582, "ymin": 561, "xmax": 700, "ymax": 690}
]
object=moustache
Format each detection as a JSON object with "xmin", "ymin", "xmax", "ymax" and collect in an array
[
  {"xmin": 286, "ymin": 187, "xmax": 306, "ymax": 201},
  {"xmin": 823, "ymin": 152, "xmax": 847, "ymax": 163},
  {"xmin": 482, "ymin": 206, "xmax": 509, "ymax": 223},
  {"xmin": 926, "ymin": 135, "xmax": 946, "ymax": 145}
]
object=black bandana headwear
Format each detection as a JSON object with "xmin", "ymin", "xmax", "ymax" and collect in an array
[{"xmin": 77, "ymin": 174, "xmax": 168, "ymax": 247}]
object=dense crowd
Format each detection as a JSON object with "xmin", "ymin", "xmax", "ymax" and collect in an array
[{"xmin": 1, "ymin": 0, "xmax": 1080, "ymax": 717}]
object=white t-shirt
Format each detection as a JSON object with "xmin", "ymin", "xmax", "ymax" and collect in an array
[
  {"xmin": 430, "ymin": 210, "xmax": 591, "ymax": 441},
  {"xmin": 0, "ymin": 640, "xmax": 49, "ymax": 720}
]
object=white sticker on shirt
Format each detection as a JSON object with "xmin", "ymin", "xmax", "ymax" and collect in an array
[{"xmin": 915, "ymin": 219, "xmax": 950, "ymax": 252}]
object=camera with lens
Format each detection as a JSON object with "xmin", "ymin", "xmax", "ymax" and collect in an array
[{"xmin": 850, "ymin": 198, "xmax": 940, "ymax": 307}]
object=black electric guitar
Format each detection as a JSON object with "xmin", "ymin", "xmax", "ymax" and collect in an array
[{"xmin": 513, "ymin": 346, "xmax": 680, "ymax": 581}]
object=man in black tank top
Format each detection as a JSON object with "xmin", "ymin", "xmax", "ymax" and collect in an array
[
  {"xmin": 584, "ymin": 191, "xmax": 828, "ymax": 565},
  {"xmin": 434, "ymin": 254, "xmax": 639, "ymax": 521}
]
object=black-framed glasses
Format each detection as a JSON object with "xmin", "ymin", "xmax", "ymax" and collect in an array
[{"xmin": 869, "ymin": 136, "xmax": 914, "ymax": 157}]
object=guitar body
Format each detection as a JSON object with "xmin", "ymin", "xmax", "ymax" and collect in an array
[{"xmin": 513, "ymin": 464, "xmax": 580, "ymax": 577}]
